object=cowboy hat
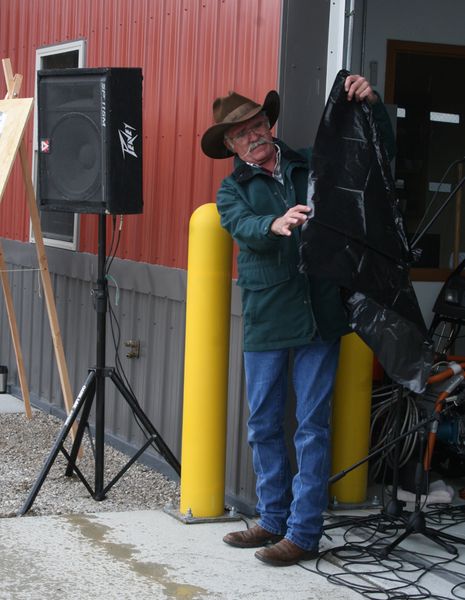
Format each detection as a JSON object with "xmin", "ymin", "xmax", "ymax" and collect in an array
[{"xmin": 201, "ymin": 90, "xmax": 280, "ymax": 159}]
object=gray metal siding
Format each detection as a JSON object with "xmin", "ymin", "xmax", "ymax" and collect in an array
[{"xmin": 0, "ymin": 239, "xmax": 257, "ymax": 512}]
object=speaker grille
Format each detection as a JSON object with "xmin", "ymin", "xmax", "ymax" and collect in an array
[{"xmin": 48, "ymin": 113, "xmax": 102, "ymax": 200}]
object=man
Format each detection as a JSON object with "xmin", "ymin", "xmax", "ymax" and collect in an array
[{"xmin": 200, "ymin": 75, "xmax": 393, "ymax": 567}]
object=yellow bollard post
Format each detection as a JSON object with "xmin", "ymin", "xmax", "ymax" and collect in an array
[
  {"xmin": 180, "ymin": 203, "xmax": 233, "ymax": 518},
  {"xmin": 330, "ymin": 332, "xmax": 374, "ymax": 505}
]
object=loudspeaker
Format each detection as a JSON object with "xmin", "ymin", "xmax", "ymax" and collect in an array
[{"xmin": 37, "ymin": 67, "xmax": 143, "ymax": 214}]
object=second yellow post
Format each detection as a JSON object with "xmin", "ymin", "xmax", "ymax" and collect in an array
[{"xmin": 331, "ymin": 332, "xmax": 374, "ymax": 504}]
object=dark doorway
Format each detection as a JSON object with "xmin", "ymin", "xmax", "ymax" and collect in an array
[{"xmin": 385, "ymin": 40, "xmax": 465, "ymax": 277}]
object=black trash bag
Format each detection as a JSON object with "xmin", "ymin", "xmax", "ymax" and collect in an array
[{"xmin": 300, "ymin": 69, "xmax": 433, "ymax": 393}]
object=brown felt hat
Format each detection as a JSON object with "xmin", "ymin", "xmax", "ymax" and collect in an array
[{"xmin": 201, "ymin": 90, "xmax": 280, "ymax": 159}]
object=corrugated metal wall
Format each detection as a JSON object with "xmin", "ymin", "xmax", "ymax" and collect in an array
[
  {"xmin": 0, "ymin": 0, "xmax": 282, "ymax": 269},
  {"xmin": 0, "ymin": 239, "xmax": 256, "ymax": 508},
  {"xmin": 0, "ymin": 240, "xmax": 184, "ymax": 464}
]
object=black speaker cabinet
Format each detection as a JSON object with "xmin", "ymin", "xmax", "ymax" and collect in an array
[{"xmin": 37, "ymin": 67, "xmax": 143, "ymax": 214}]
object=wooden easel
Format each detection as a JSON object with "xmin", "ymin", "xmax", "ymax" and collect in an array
[
  {"xmin": 1, "ymin": 61, "xmax": 31, "ymax": 417},
  {"xmin": 1, "ymin": 58, "xmax": 75, "ymax": 426}
]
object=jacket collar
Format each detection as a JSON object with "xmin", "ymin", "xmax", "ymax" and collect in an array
[{"xmin": 231, "ymin": 139, "xmax": 308, "ymax": 183}]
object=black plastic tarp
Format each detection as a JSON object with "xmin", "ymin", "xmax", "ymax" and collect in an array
[{"xmin": 300, "ymin": 70, "xmax": 433, "ymax": 393}]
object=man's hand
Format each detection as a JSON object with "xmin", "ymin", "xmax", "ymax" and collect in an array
[
  {"xmin": 271, "ymin": 204, "xmax": 312, "ymax": 237},
  {"xmin": 344, "ymin": 74, "xmax": 378, "ymax": 105}
]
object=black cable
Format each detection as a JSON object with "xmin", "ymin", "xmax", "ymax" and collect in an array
[
  {"xmin": 105, "ymin": 214, "xmax": 121, "ymax": 274},
  {"xmin": 106, "ymin": 282, "xmax": 153, "ymax": 448},
  {"xmin": 324, "ymin": 366, "xmax": 465, "ymax": 597},
  {"xmin": 300, "ymin": 546, "xmax": 431, "ymax": 599},
  {"xmin": 238, "ymin": 516, "xmax": 251, "ymax": 529},
  {"xmin": 104, "ymin": 216, "xmax": 136, "ymax": 402},
  {"xmin": 301, "ymin": 510, "xmax": 465, "ymax": 600},
  {"xmin": 103, "ymin": 218, "xmax": 165, "ymax": 460}
]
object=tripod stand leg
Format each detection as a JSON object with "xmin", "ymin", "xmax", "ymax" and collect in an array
[
  {"xmin": 94, "ymin": 366, "xmax": 106, "ymax": 500},
  {"xmin": 378, "ymin": 511, "xmax": 461, "ymax": 557},
  {"xmin": 424, "ymin": 526, "xmax": 465, "ymax": 547},
  {"xmin": 379, "ymin": 525, "xmax": 455, "ymax": 557},
  {"xmin": 378, "ymin": 407, "xmax": 461, "ymax": 557},
  {"xmin": 109, "ymin": 370, "xmax": 181, "ymax": 475},
  {"xmin": 19, "ymin": 372, "xmax": 96, "ymax": 515},
  {"xmin": 378, "ymin": 528, "xmax": 412, "ymax": 557},
  {"xmin": 64, "ymin": 371, "xmax": 97, "ymax": 477},
  {"xmin": 422, "ymin": 529, "xmax": 458, "ymax": 555}
]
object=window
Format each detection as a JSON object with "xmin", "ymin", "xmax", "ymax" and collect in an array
[{"xmin": 32, "ymin": 40, "xmax": 86, "ymax": 250}]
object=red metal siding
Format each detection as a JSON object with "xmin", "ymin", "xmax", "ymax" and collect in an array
[{"xmin": 0, "ymin": 0, "xmax": 282, "ymax": 269}]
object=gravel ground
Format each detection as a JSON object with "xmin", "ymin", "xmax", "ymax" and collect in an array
[{"xmin": 0, "ymin": 409, "xmax": 180, "ymax": 518}]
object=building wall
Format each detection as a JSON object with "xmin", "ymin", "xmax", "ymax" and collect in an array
[
  {"xmin": 0, "ymin": 0, "xmax": 282, "ymax": 269},
  {"xmin": 0, "ymin": 239, "xmax": 258, "ymax": 509},
  {"xmin": 0, "ymin": 0, "xmax": 283, "ymax": 511}
]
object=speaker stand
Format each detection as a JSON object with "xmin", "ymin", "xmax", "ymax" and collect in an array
[{"xmin": 20, "ymin": 214, "xmax": 180, "ymax": 514}]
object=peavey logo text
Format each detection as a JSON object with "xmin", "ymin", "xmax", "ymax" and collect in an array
[{"xmin": 118, "ymin": 123, "xmax": 138, "ymax": 159}]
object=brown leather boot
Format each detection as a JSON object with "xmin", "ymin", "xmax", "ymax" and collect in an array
[
  {"xmin": 254, "ymin": 538, "xmax": 319, "ymax": 566},
  {"xmin": 223, "ymin": 525, "xmax": 283, "ymax": 548}
]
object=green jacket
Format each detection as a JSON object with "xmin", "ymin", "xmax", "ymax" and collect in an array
[{"xmin": 217, "ymin": 141, "xmax": 350, "ymax": 351}]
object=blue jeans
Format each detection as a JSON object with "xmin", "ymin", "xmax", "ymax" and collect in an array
[{"xmin": 244, "ymin": 340, "xmax": 340, "ymax": 551}]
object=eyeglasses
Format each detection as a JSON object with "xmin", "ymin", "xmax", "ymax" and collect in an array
[{"xmin": 226, "ymin": 118, "xmax": 270, "ymax": 145}]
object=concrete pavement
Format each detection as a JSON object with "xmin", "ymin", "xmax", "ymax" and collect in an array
[
  {"xmin": 0, "ymin": 509, "xmax": 361, "ymax": 600},
  {"xmin": 0, "ymin": 394, "xmax": 357, "ymax": 599},
  {"xmin": 2, "ymin": 394, "xmax": 465, "ymax": 599}
]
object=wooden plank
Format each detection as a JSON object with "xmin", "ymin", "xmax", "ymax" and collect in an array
[
  {"xmin": 18, "ymin": 142, "xmax": 75, "ymax": 419},
  {"xmin": 2, "ymin": 59, "xmax": 14, "ymax": 96},
  {"xmin": 0, "ymin": 61, "xmax": 32, "ymax": 417}
]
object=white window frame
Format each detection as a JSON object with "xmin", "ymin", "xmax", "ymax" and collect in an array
[
  {"xmin": 326, "ymin": 0, "xmax": 346, "ymax": 100},
  {"xmin": 31, "ymin": 39, "xmax": 86, "ymax": 250}
]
